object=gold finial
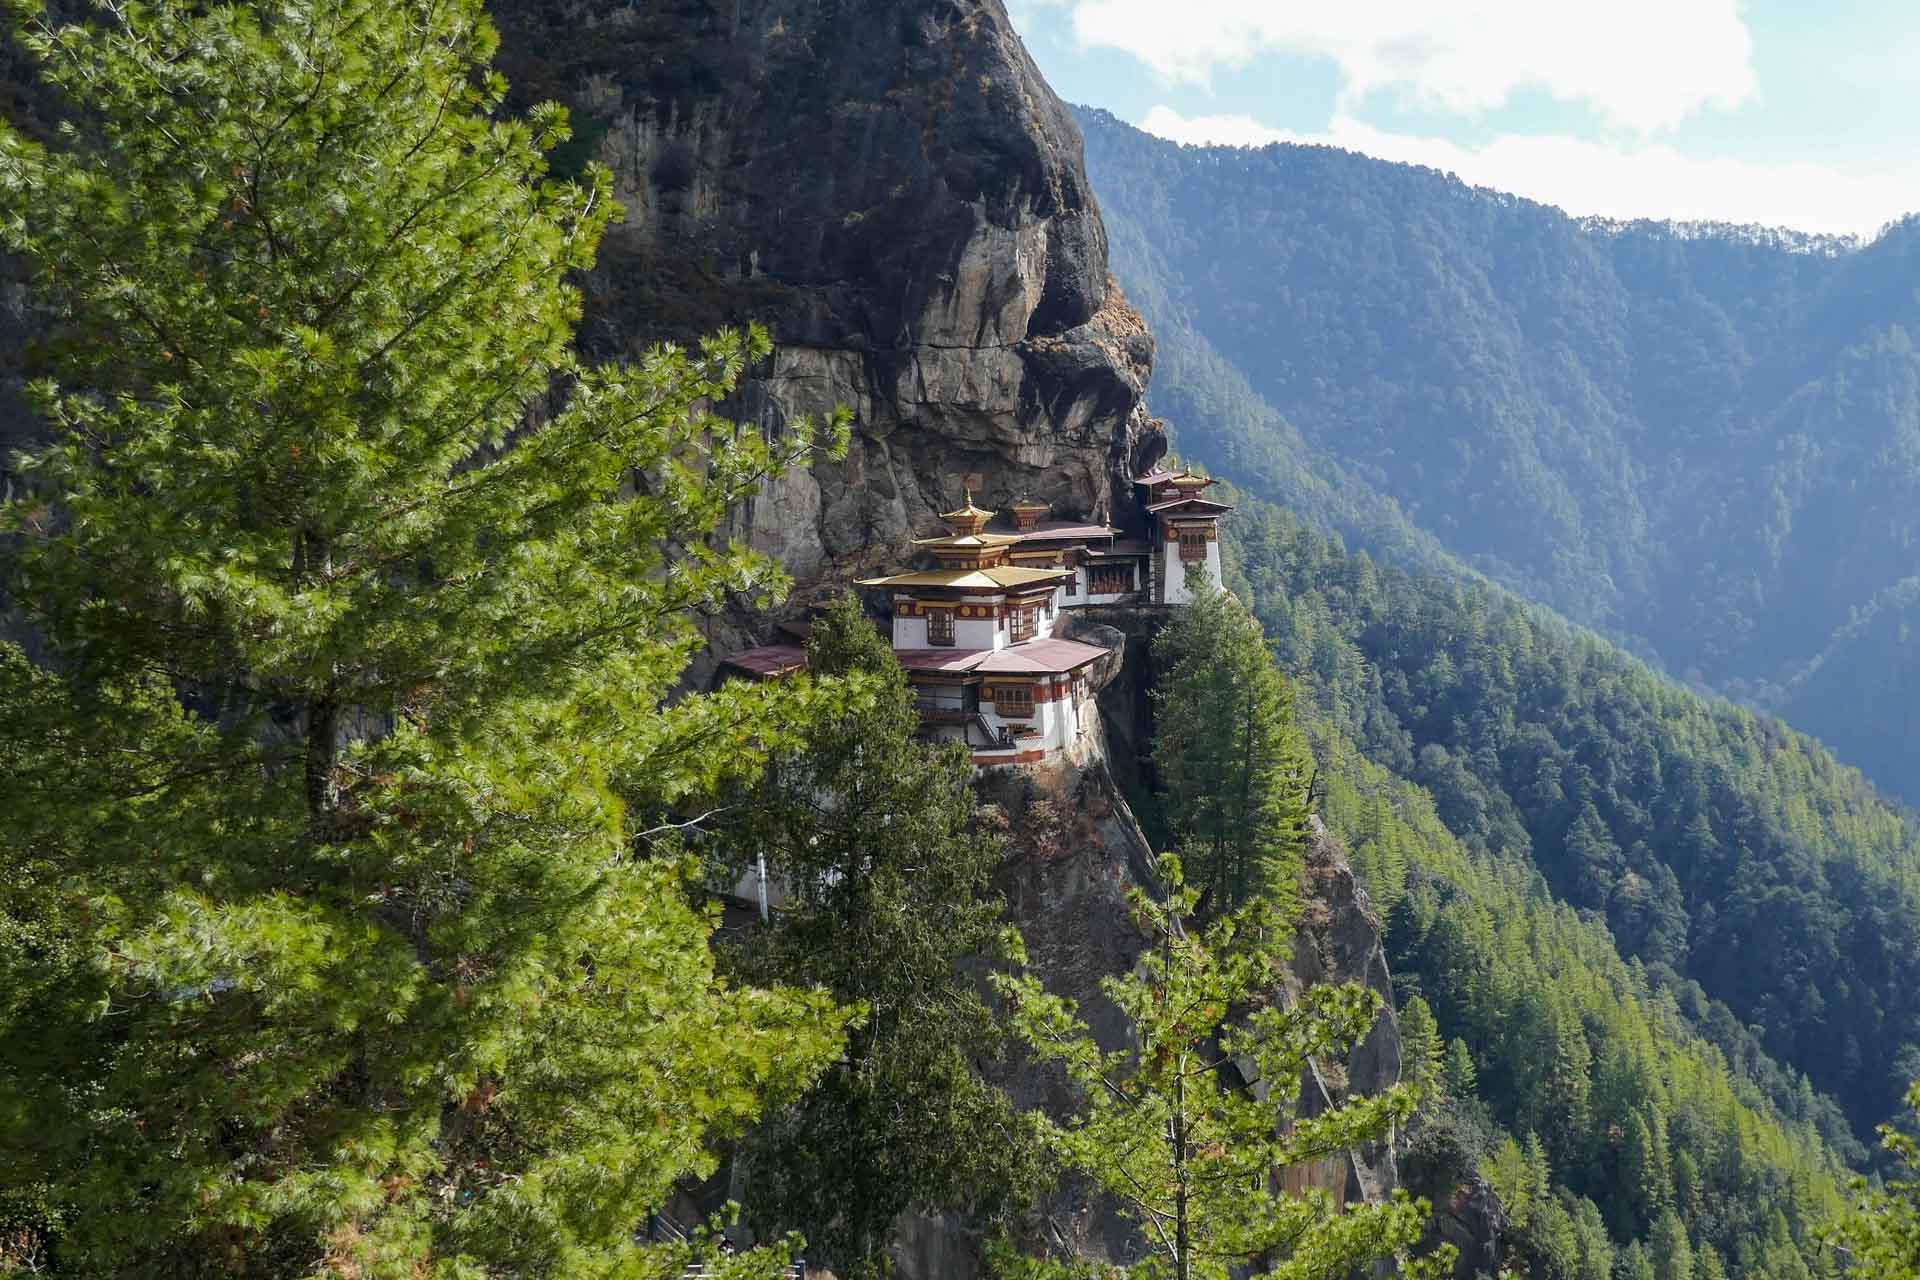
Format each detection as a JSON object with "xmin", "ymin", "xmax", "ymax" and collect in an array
[{"xmin": 940, "ymin": 484, "xmax": 994, "ymax": 533}]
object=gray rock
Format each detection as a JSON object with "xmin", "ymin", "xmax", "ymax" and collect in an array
[
  {"xmin": 1422, "ymin": 1175, "xmax": 1509, "ymax": 1279},
  {"xmin": 488, "ymin": 0, "xmax": 1162, "ymax": 648}
]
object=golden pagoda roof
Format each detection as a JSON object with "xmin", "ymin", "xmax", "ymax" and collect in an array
[
  {"xmin": 1170, "ymin": 468, "xmax": 1213, "ymax": 490},
  {"xmin": 911, "ymin": 531, "xmax": 1023, "ymax": 548},
  {"xmin": 938, "ymin": 489, "xmax": 995, "ymax": 523},
  {"xmin": 856, "ymin": 565, "xmax": 1074, "ymax": 590}
]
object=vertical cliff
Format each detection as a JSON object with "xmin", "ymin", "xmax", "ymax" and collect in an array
[
  {"xmin": 489, "ymin": 0, "xmax": 1163, "ymax": 635},
  {"xmin": 954, "ymin": 766, "xmax": 1414, "ymax": 1277}
]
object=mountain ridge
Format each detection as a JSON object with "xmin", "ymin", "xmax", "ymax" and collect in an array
[{"xmin": 1074, "ymin": 102, "xmax": 1920, "ymax": 805}]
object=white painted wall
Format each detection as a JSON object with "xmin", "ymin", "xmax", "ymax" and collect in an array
[
  {"xmin": 892, "ymin": 601, "xmax": 1007, "ymax": 650},
  {"xmin": 1161, "ymin": 541, "xmax": 1221, "ymax": 605},
  {"xmin": 973, "ymin": 675, "xmax": 1087, "ymax": 757},
  {"xmin": 955, "ymin": 614, "xmax": 1002, "ymax": 650},
  {"xmin": 1200, "ymin": 543, "xmax": 1223, "ymax": 597},
  {"xmin": 1161, "ymin": 542, "xmax": 1192, "ymax": 605}
]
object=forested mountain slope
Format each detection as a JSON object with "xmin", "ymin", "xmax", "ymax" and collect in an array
[
  {"xmin": 1304, "ymin": 701, "xmax": 1848, "ymax": 1278},
  {"xmin": 1220, "ymin": 492, "xmax": 1920, "ymax": 1148},
  {"xmin": 1076, "ymin": 105, "xmax": 1920, "ymax": 804}
]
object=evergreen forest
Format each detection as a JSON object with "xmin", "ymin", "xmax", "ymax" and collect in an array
[{"xmin": 1076, "ymin": 105, "xmax": 1920, "ymax": 808}]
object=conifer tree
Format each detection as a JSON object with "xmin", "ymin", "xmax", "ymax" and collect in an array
[
  {"xmin": 1445, "ymin": 1038, "xmax": 1480, "ymax": 1100},
  {"xmin": 1651, "ymin": 1210, "xmax": 1694, "ymax": 1280},
  {"xmin": 1825, "ymin": 1081, "xmax": 1920, "ymax": 1279},
  {"xmin": 708, "ymin": 595, "xmax": 1042, "ymax": 1276},
  {"xmin": 1570, "ymin": 1197, "xmax": 1615, "ymax": 1280},
  {"xmin": 1621, "ymin": 1241, "xmax": 1658, "ymax": 1280},
  {"xmin": 1399, "ymin": 995, "xmax": 1446, "ymax": 1103},
  {"xmin": 1151, "ymin": 584, "xmax": 1312, "ymax": 909},
  {"xmin": 0, "ymin": 0, "xmax": 857, "ymax": 1271},
  {"xmin": 991, "ymin": 858, "xmax": 1449, "ymax": 1280}
]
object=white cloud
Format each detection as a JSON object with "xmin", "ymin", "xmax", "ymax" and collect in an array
[
  {"xmin": 1071, "ymin": 0, "xmax": 1757, "ymax": 133},
  {"xmin": 1137, "ymin": 106, "xmax": 1920, "ymax": 238}
]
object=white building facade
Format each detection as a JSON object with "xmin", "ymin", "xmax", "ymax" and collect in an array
[{"xmin": 722, "ymin": 470, "xmax": 1230, "ymax": 769}]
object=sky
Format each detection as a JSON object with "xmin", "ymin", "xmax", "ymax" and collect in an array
[{"xmin": 1004, "ymin": 0, "xmax": 1920, "ymax": 239}]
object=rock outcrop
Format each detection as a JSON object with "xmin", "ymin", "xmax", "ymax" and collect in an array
[
  {"xmin": 1290, "ymin": 816, "xmax": 1404, "ymax": 1204},
  {"xmin": 1424, "ymin": 1176, "xmax": 1509, "ymax": 1278},
  {"xmin": 915, "ymin": 646, "xmax": 1414, "ymax": 1278},
  {"xmin": 488, "ymin": 0, "xmax": 1162, "ymax": 652}
]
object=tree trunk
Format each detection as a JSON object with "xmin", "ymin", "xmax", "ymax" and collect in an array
[
  {"xmin": 1174, "ymin": 1058, "xmax": 1189, "ymax": 1280},
  {"xmin": 305, "ymin": 692, "xmax": 338, "ymax": 835},
  {"xmin": 1170, "ymin": 916, "xmax": 1190, "ymax": 1280}
]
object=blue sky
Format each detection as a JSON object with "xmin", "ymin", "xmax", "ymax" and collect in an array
[{"xmin": 1006, "ymin": 0, "xmax": 1920, "ymax": 238}]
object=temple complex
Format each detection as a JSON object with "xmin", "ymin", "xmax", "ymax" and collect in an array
[{"xmin": 721, "ymin": 467, "xmax": 1232, "ymax": 768}]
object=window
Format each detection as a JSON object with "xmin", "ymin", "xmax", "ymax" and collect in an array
[
  {"xmin": 993, "ymin": 684, "xmax": 1034, "ymax": 718},
  {"xmin": 1065, "ymin": 574, "xmax": 1078, "ymax": 597},
  {"xmin": 1179, "ymin": 527, "xmax": 1209, "ymax": 563},
  {"xmin": 1009, "ymin": 606, "xmax": 1035, "ymax": 643},
  {"xmin": 927, "ymin": 608, "xmax": 954, "ymax": 646},
  {"xmin": 1089, "ymin": 564, "xmax": 1132, "ymax": 595}
]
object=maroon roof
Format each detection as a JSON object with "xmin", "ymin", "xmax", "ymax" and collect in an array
[
  {"xmin": 720, "ymin": 644, "xmax": 809, "ymax": 679},
  {"xmin": 1146, "ymin": 496, "xmax": 1234, "ymax": 515},
  {"xmin": 894, "ymin": 649, "xmax": 990, "ymax": 674},
  {"xmin": 894, "ymin": 636, "xmax": 1110, "ymax": 677},
  {"xmin": 1135, "ymin": 469, "xmax": 1180, "ymax": 486},
  {"xmin": 973, "ymin": 638, "xmax": 1109, "ymax": 674}
]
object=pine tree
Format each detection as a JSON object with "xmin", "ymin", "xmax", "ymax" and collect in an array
[
  {"xmin": 991, "ymin": 858, "xmax": 1451, "ymax": 1280},
  {"xmin": 1570, "ymin": 1196, "xmax": 1615, "ymax": 1280},
  {"xmin": 1483, "ymin": 1135, "xmax": 1547, "ymax": 1230},
  {"xmin": 1399, "ymin": 995, "xmax": 1446, "ymax": 1104},
  {"xmin": 1151, "ymin": 584, "xmax": 1312, "ymax": 909},
  {"xmin": 1621, "ymin": 1241, "xmax": 1658, "ymax": 1280},
  {"xmin": 1824, "ymin": 1081, "xmax": 1920, "ymax": 1279},
  {"xmin": 708, "ymin": 595, "xmax": 1043, "ymax": 1276},
  {"xmin": 1651, "ymin": 1210, "xmax": 1694, "ymax": 1280},
  {"xmin": 1445, "ymin": 1037, "xmax": 1480, "ymax": 1100},
  {"xmin": 0, "ymin": 0, "xmax": 856, "ymax": 1271},
  {"xmin": 1625, "ymin": 1107, "xmax": 1675, "ymax": 1229}
]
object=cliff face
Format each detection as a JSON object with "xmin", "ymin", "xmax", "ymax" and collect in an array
[
  {"xmin": 489, "ymin": 0, "xmax": 1163, "ymax": 622},
  {"xmin": 3, "ymin": 1, "xmax": 1161, "ymax": 630},
  {"xmin": 900, "ymin": 630, "xmax": 1413, "ymax": 1279}
]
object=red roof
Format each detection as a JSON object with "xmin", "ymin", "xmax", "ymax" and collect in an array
[
  {"xmin": 720, "ymin": 644, "xmax": 809, "ymax": 679},
  {"xmin": 894, "ymin": 638, "xmax": 1108, "ymax": 676},
  {"xmin": 974, "ymin": 638, "xmax": 1108, "ymax": 674},
  {"xmin": 894, "ymin": 649, "xmax": 991, "ymax": 673}
]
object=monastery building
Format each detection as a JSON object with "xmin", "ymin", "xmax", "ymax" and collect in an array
[{"xmin": 722, "ymin": 468, "xmax": 1231, "ymax": 768}]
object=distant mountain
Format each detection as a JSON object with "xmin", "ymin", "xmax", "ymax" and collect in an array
[
  {"xmin": 1224, "ymin": 487, "xmax": 1920, "ymax": 1144},
  {"xmin": 1074, "ymin": 105, "xmax": 1920, "ymax": 802}
]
